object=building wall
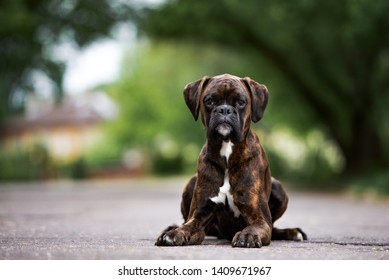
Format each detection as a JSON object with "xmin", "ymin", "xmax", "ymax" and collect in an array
[{"xmin": 2, "ymin": 123, "xmax": 102, "ymax": 162}]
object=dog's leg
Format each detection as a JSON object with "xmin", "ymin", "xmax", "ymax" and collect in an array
[
  {"xmin": 155, "ymin": 199, "xmax": 214, "ymax": 246},
  {"xmin": 269, "ymin": 178, "xmax": 307, "ymax": 241},
  {"xmin": 272, "ymin": 227, "xmax": 307, "ymax": 241},
  {"xmin": 230, "ymin": 167, "xmax": 273, "ymax": 248},
  {"xmin": 155, "ymin": 177, "xmax": 195, "ymax": 246},
  {"xmin": 231, "ymin": 195, "xmax": 273, "ymax": 248},
  {"xmin": 269, "ymin": 178, "xmax": 288, "ymax": 222},
  {"xmin": 181, "ymin": 175, "xmax": 196, "ymax": 221},
  {"xmin": 155, "ymin": 176, "xmax": 201, "ymax": 246},
  {"xmin": 155, "ymin": 176, "xmax": 217, "ymax": 246}
]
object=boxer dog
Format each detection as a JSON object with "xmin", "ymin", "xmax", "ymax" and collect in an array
[{"xmin": 155, "ymin": 74, "xmax": 307, "ymax": 248}]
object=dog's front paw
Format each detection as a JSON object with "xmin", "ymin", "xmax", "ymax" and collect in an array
[
  {"xmin": 232, "ymin": 231, "xmax": 262, "ymax": 248},
  {"xmin": 231, "ymin": 225, "xmax": 271, "ymax": 248},
  {"xmin": 155, "ymin": 227, "xmax": 188, "ymax": 246}
]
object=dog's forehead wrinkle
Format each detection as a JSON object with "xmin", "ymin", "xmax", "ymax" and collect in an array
[
  {"xmin": 214, "ymin": 73, "xmax": 240, "ymax": 80},
  {"xmin": 209, "ymin": 76, "xmax": 243, "ymax": 92},
  {"xmin": 209, "ymin": 88, "xmax": 245, "ymax": 106}
]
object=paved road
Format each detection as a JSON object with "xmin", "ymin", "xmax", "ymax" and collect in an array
[{"xmin": 0, "ymin": 178, "xmax": 388, "ymax": 259}]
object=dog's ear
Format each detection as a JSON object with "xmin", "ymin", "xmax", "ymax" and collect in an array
[
  {"xmin": 241, "ymin": 77, "xmax": 269, "ymax": 123},
  {"xmin": 183, "ymin": 76, "xmax": 211, "ymax": 121}
]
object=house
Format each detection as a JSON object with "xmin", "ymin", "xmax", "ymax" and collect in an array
[{"xmin": 0, "ymin": 91, "xmax": 117, "ymax": 162}]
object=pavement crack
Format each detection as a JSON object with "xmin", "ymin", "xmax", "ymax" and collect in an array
[{"xmin": 308, "ymin": 240, "xmax": 389, "ymax": 247}]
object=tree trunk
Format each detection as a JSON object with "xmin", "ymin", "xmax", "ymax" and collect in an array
[{"xmin": 340, "ymin": 113, "xmax": 384, "ymax": 175}]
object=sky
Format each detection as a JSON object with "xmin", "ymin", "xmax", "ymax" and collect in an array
[
  {"xmin": 62, "ymin": 0, "xmax": 163, "ymax": 95},
  {"xmin": 63, "ymin": 39, "xmax": 124, "ymax": 95}
]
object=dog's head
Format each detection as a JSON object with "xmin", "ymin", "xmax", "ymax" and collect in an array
[{"xmin": 183, "ymin": 74, "xmax": 269, "ymax": 143}]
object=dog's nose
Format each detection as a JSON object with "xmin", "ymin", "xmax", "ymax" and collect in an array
[{"xmin": 217, "ymin": 105, "xmax": 233, "ymax": 116}]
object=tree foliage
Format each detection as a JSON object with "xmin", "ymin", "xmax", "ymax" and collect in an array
[
  {"xmin": 0, "ymin": 0, "xmax": 134, "ymax": 120},
  {"xmin": 140, "ymin": 0, "xmax": 389, "ymax": 174}
]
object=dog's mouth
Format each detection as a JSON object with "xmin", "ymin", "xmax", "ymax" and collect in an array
[
  {"xmin": 209, "ymin": 114, "xmax": 242, "ymax": 142},
  {"xmin": 216, "ymin": 123, "xmax": 233, "ymax": 138}
]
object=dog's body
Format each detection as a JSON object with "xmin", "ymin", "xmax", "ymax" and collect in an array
[{"xmin": 155, "ymin": 74, "xmax": 306, "ymax": 248}]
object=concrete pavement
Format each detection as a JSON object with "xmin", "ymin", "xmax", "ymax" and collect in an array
[{"xmin": 0, "ymin": 178, "xmax": 388, "ymax": 259}]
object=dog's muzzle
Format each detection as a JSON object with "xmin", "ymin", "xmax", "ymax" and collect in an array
[{"xmin": 212, "ymin": 104, "xmax": 238, "ymax": 138}]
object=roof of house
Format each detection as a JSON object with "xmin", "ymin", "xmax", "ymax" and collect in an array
[{"xmin": 2, "ymin": 91, "xmax": 118, "ymax": 133}]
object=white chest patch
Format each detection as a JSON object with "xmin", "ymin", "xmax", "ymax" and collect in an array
[
  {"xmin": 210, "ymin": 170, "xmax": 241, "ymax": 218},
  {"xmin": 220, "ymin": 141, "xmax": 233, "ymax": 162}
]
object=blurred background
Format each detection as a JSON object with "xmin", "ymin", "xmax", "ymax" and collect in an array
[{"xmin": 1, "ymin": 0, "xmax": 388, "ymax": 195}]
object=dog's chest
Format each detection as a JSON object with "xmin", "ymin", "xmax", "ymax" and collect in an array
[{"xmin": 210, "ymin": 141, "xmax": 241, "ymax": 218}]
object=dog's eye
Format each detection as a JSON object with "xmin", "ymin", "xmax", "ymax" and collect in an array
[
  {"xmin": 204, "ymin": 97, "xmax": 214, "ymax": 107},
  {"xmin": 237, "ymin": 99, "xmax": 246, "ymax": 108}
]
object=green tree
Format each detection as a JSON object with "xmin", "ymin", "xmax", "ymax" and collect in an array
[
  {"xmin": 139, "ymin": 0, "xmax": 389, "ymax": 175},
  {"xmin": 0, "ymin": 0, "xmax": 135, "ymax": 121}
]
